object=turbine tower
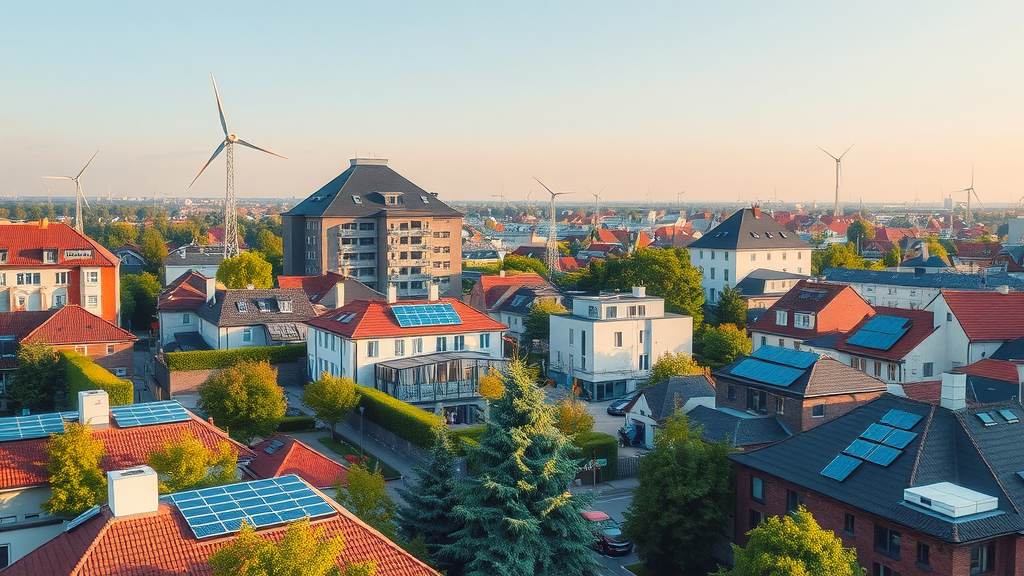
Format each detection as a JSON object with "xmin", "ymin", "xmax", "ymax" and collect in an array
[
  {"xmin": 534, "ymin": 177, "xmax": 572, "ymax": 275},
  {"xmin": 41, "ymin": 180, "xmax": 53, "ymax": 208},
  {"xmin": 819, "ymin": 144, "xmax": 854, "ymax": 217},
  {"xmin": 954, "ymin": 165, "xmax": 982, "ymax": 227},
  {"xmin": 190, "ymin": 73, "xmax": 286, "ymax": 259},
  {"xmin": 44, "ymin": 150, "xmax": 97, "ymax": 233},
  {"xmin": 588, "ymin": 187, "xmax": 604, "ymax": 230}
]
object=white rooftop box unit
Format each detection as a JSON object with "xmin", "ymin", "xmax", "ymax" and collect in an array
[
  {"xmin": 78, "ymin": 390, "xmax": 109, "ymax": 429},
  {"xmin": 107, "ymin": 466, "xmax": 159, "ymax": 518},
  {"xmin": 904, "ymin": 482, "xmax": 998, "ymax": 518}
]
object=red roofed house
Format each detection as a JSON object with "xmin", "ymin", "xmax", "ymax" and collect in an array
[
  {"xmin": 0, "ymin": 390, "xmax": 255, "ymax": 568},
  {"xmin": 827, "ymin": 307, "xmax": 944, "ymax": 384},
  {"xmin": 0, "ymin": 220, "xmax": 121, "ymax": 324},
  {"xmin": 749, "ymin": 280, "xmax": 874, "ymax": 353},
  {"xmin": 247, "ymin": 434, "xmax": 348, "ymax": 489},
  {"xmin": 306, "ymin": 285, "xmax": 508, "ymax": 424},
  {"xmin": 464, "ymin": 271, "xmax": 550, "ymax": 319},
  {"xmin": 926, "ymin": 289, "xmax": 1024, "ymax": 372},
  {"xmin": 952, "ymin": 240, "xmax": 1003, "ymax": 270},
  {"xmin": 277, "ymin": 271, "xmax": 383, "ymax": 309}
]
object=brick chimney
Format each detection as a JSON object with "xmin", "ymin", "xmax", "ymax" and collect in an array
[{"xmin": 751, "ymin": 205, "xmax": 761, "ymax": 218}]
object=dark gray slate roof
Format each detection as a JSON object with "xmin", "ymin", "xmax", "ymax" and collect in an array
[
  {"xmin": 196, "ymin": 288, "xmax": 318, "ymax": 328},
  {"xmin": 634, "ymin": 375, "xmax": 715, "ymax": 421},
  {"xmin": 493, "ymin": 284, "xmax": 564, "ymax": 316},
  {"xmin": 687, "ymin": 405, "xmax": 791, "ymax": 447},
  {"xmin": 715, "ymin": 349, "xmax": 887, "ymax": 399},
  {"xmin": 731, "ymin": 395, "xmax": 1024, "ymax": 544},
  {"xmin": 991, "ymin": 337, "xmax": 1024, "ymax": 361},
  {"xmin": 283, "ymin": 160, "xmax": 462, "ymax": 219},
  {"xmin": 163, "ymin": 244, "xmax": 226, "ymax": 267},
  {"xmin": 734, "ymin": 269, "xmax": 809, "ymax": 297},
  {"xmin": 688, "ymin": 208, "xmax": 810, "ymax": 251},
  {"xmin": 966, "ymin": 376, "xmax": 1019, "ymax": 404},
  {"xmin": 168, "ymin": 332, "xmax": 213, "ymax": 352},
  {"xmin": 819, "ymin": 268, "xmax": 1024, "ymax": 291}
]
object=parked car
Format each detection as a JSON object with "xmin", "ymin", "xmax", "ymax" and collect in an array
[
  {"xmin": 581, "ymin": 510, "xmax": 633, "ymax": 556},
  {"xmin": 607, "ymin": 396, "xmax": 635, "ymax": 416}
]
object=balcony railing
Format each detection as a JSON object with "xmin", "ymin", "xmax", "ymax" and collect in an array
[
  {"xmin": 337, "ymin": 228, "xmax": 377, "ymax": 237},
  {"xmin": 387, "ymin": 228, "xmax": 431, "ymax": 236}
]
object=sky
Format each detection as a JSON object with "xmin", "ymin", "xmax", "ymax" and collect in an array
[{"xmin": 1, "ymin": 1, "xmax": 1021, "ymax": 206}]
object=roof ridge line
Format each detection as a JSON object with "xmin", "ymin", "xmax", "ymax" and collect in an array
[{"xmin": 69, "ymin": 507, "xmax": 116, "ymax": 576}]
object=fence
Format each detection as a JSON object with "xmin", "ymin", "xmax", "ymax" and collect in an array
[{"xmin": 617, "ymin": 455, "xmax": 644, "ymax": 479}]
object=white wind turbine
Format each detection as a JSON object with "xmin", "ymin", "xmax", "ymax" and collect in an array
[
  {"xmin": 534, "ymin": 177, "xmax": 573, "ymax": 275},
  {"xmin": 190, "ymin": 73, "xmax": 286, "ymax": 259},
  {"xmin": 588, "ymin": 187, "xmax": 605, "ymax": 230},
  {"xmin": 818, "ymin": 144, "xmax": 854, "ymax": 217},
  {"xmin": 44, "ymin": 150, "xmax": 97, "ymax": 233}
]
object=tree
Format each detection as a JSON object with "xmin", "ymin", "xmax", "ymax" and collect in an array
[
  {"xmin": 396, "ymin": 423, "xmax": 463, "ymax": 572},
  {"xmin": 7, "ymin": 341, "xmax": 64, "ymax": 412},
  {"xmin": 717, "ymin": 507, "xmax": 865, "ymax": 576},
  {"xmin": 42, "ymin": 422, "xmax": 106, "ymax": 516},
  {"xmin": 148, "ymin": 430, "xmax": 238, "ymax": 493},
  {"xmin": 140, "ymin": 227, "xmax": 167, "ymax": 277},
  {"xmin": 647, "ymin": 352, "xmax": 703, "ymax": 387},
  {"xmin": 302, "ymin": 373, "xmax": 361, "ymax": 442},
  {"xmin": 700, "ymin": 324, "xmax": 752, "ymax": 367},
  {"xmin": 335, "ymin": 464, "xmax": 398, "ymax": 540},
  {"xmin": 106, "ymin": 222, "xmax": 139, "ymax": 248},
  {"xmin": 811, "ymin": 243, "xmax": 867, "ymax": 275},
  {"xmin": 525, "ymin": 300, "xmax": 568, "ymax": 342},
  {"xmin": 207, "ymin": 518, "xmax": 366, "ymax": 576},
  {"xmin": 477, "ymin": 367, "xmax": 505, "ymax": 400},
  {"xmin": 500, "ymin": 254, "xmax": 548, "ymax": 277},
  {"xmin": 120, "ymin": 272, "xmax": 162, "ymax": 329},
  {"xmin": 217, "ymin": 251, "xmax": 274, "ymax": 289},
  {"xmin": 715, "ymin": 284, "xmax": 748, "ymax": 329},
  {"xmin": 255, "ymin": 229, "xmax": 284, "ymax": 277},
  {"xmin": 879, "ymin": 244, "xmax": 902, "ymax": 268},
  {"xmin": 442, "ymin": 360, "xmax": 597, "ymax": 576},
  {"xmin": 845, "ymin": 219, "xmax": 875, "ymax": 254},
  {"xmin": 623, "ymin": 412, "xmax": 733, "ymax": 575},
  {"xmin": 552, "ymin": 395, "xmax": 594, "ymax": 444},
  {"xmin": 198, "ymin": 361, "xmax": 287, "ymax": 443}
]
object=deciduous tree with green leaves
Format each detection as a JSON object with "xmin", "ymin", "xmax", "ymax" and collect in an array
[
  {"xmin": 303, "ymin": 373, "xmax": 361, "ymax": 442},
  {"xmin": 880, "ymin": 244, "xmax": 902, "ymax": 268},
  {"xmin": 715, "ymin": 284, "xmax": 748, "ymax": 329},
  {"xmin": 140, "ymin": 226, "xmax": 168, "ymax": 277},
  {"xmin": 105, "ymin": 222, "xmax": 139, "ymax": 249},
  {"xmin": 42, "ymin": 422, "xmax": 106, "ymax": 516},
  {"xmin": 624, "ymin": 412, "xmax": 734, "ymax": 575},
  {"xmin": 525, "ymin": 300, "xmax": 568, "ymax": 342},
  {"xmin": 500, "ymin": 254, "xmax": 549, "ymax": 277},
  {"xmin": 198, "ymin": 361, "xmax": 286, "ymax": 443},
  {"xmin": 216, "ymin": 251, "xmax": 274, "ymax": 289},
  {"xmin": 120, "ymin": 272, "xmax": 162, "ymax": 329},
  {"xmin": 147, "ymin": 430, "xmax": 238, "ymax": 493},
  {"xmin": 812, "ymin": 243, "xmax": 868, "ymax": 275},
  {"xmin": 254, "ymin": 229, "xmax": 284, "ymax": 277},
  {"xmin": 845, "ymin": 219, "xmax": 875, "ymax": 254},
  {"xmin": 7, "ymin": 341, "xmax": 64, "ymax": 413},
  {"xmin": 716, "ymin": 507, "xmax": 865, "ymax": 576},
  {"xmin": 442, "ymin": 360, "xmax": 597, "ymax": 576},
  {"xmin": 699, "ymin": 324, "xmax": 753, "ymax": 367},
  {"xmin": 647, "ymin": 352, "xmax": 703, "ymax": 387},
  {"xmin": 552, "ymin": 395, "xmax": 595, "ymax": 445},
  {"xmin": 335, "ymin": 464, "xmax": 398, "ymax": 540}
]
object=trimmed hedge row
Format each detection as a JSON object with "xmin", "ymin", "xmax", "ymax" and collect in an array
[
  {"xmin": 164, "ymin": 343, "xmax": 306, "ymax": 371},
  {"xmin": 575, "ymin": 431, "xmax": 619, "ymax": 481},
  {"xmin": 354, "ymin": 384, "xmax": 444, "ymax": 449},
  {"xmin": 61, "ymin": 351, "xmax": 133, "ymax": 407},
  {"xmin": 276, "ymin": 416, "xmax": 317, "ymax": 432},
  {"xmin": 450, "ymin": 424, "xmax": 487, "ymax": 456}
]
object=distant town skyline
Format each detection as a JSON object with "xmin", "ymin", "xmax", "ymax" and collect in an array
[{"xmin": 1, "ymin": 2, "xmax": 1021, "ymax": 205}]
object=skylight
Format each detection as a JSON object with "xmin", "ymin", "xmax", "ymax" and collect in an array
[
  {"xmin": 977, "ymin": 412, "xmax": 996, "ymax": 427},
  {"xmin": 352, "ymin": 195, "xmax": 362, "ymax": 204},
  {"xmin": 236, "ymin": 302, "xmax": 248, "ymax": 313},
  {"xmin": 421, "ymin": 195, "xmax": 430, "ymax": 204},
  {"xmin": 999, "ymin": 409, "xmax": 1019, "ymax": 424},
  {"xmin": 749, "ymin": 232, "xmax": 760, "ymax": 238}
]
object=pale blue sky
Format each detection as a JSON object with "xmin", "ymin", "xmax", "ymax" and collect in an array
[{"xmin": 1, "ymin": 1, "xmax": 1021, "ymax": 204}]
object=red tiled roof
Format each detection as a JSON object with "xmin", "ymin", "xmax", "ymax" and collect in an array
[
  {"xmin": 0, "ymin": 414, "xmax": 255, "ymax": 490},
  {"xmin": 0, "ymin": 310, "xmax": 56, "ymax": 340},
  {"xmin": 6, "ymin": 487, "xmax": 438, "ymax": 576},
  {"xmin": 22, "ymin": 305, "xmax": 137, "ymax": 345},
  {"xmin": 276, "ymin": 272, "xmax": 353, "ymax": 304},
  {"xmin": 308, "ymin": 298, "xmax": 507, "ymax": 339},
  {"xmin": 248, "ymin": 434, "xmax": 348, "ymax": 489},
  {"xmin": 942, "ymin": 290, "xmax": 1024, "ymax": 341},
  {"xmin": 593, "ymin": 229, "xmax": 621, "ymax": 244},
  {"xmin": 834, "ymin": 307, "xmax": 937, "ymax": 361},
  {"xmin": 953, "ymin": 241, "xmax": 1003, "ymax": 260},
  {"xmin": 583, "ymin": 242, "xmax": 621, "ymax": 253},
  {"xmin": 900, "ymin": 380, "xmax": 942, "ymax": 404},
  {"xmin": 955, "ymin": 358, "xmax": 1021, "ymax": 383},
  {"xmin": 875, "ymin": 226, "xmax": 918, "ymax": 242},
  {"xmin": 0, "ymin": 221, "xmax": 117, "ymax": 267},
  {"xmin": 749, "ymin": 280, "xmax": 873, "ymax": 339},
  {"xmin": 158, "ymin": 270, "xmax": 209, "ymax": 311},
  {"xmin": 558, "ymin": 257, "xmax": 579, "ymax": 272},
  {"xmin": 477, "ymin": 273, "xmax": 547, "ymax": 310}
]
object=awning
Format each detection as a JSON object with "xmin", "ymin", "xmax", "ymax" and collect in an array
[{"xmin": 375, "ymin": 351, "xmax": 498, "ymax": 370}]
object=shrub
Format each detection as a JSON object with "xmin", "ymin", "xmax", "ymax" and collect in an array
[
  {"xmin": 354, "ymin": 385, "xmax": 443, "ymax": 448},
  {"xmin": 164, "ymin": 343, "xmax": 305, "ymax": 371},
  {"xmin": 61, "ymin": 351, "xmax": 133, "ymax": 407},
  {"xmin": 575, "ymin": 431, "xmax": 619, "ymax": 481},
  {"xmin": 276, "ymin": 416, "xmax": 317, "ymax": 432},
  {"xmin": 450, "ymin": 425, "xmax": 487, "ymax": 456}
]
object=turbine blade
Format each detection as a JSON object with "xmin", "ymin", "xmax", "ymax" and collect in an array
[
  {"xmin": 818, "ymin": 146, "xmax": 839, "ymax": 161},
  {"xmin": 42, "ymin": 176, "xmax": 73, "ymax": 181},
  {"xmin": 79, "ymin": 183, "xmax": 90, "ymax": 209},
  {"xmin": 211, "ymin": 73, "xmax": 229, "ymax": 136},
  {"xmin": 235, "ymin": 138, "xmax": 287, "ymax": 159},
  {"xmin": 533, "ymin": 177, "xmax": 555, "ymax": 197},
  {"xmin": 839, "ymin": 143, "xmax": 855, "ymax": 159},
  {"xmin": 189, "ymin": 141, "xmax": 226, "ymax": 188},
  {"xmin": 77, "ymin": 150, "xmax": 99, "ymax": 179}
]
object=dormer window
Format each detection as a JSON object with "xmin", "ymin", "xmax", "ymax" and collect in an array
[
  {"xmin": 0, "ymin": 250, "xmax": 7, "ymax": 263},
  {"xmin": 278, "ymin": 299, "xmax": 293, "ymax": 313},
  {"xmin": 794, "ymin": 312, "xmax": 815, "ymax": 329},
  {"xmin": 257, "ymin": 300, "xmax": 270, "ymax": 312},
  {"xmin": 382, "ymin": 192, "xmax": 402, "ymax": 206},
  {"xmin": 43, "ymin": 250, "xmax": 58, "ymax": 264},
  {"xmin": 776, "ymin": 310, "xmax": 788, "ymax": 326},
  {"xmin": 236, "ymin": 302, "xmax": 248, "ymax": 313},
  {"xmin": 421, "ymin": 195, "xmax": 430, "ymax": 204}
]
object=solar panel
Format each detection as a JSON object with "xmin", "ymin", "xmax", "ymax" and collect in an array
[
  {"xmin": 730, "ymin": 358, "xmax": 804, "ymax": 387},
  {"xmin": 864, "ymin": 444, "xmax": 901, "ymax": 467},
  {"xmin": 60, "ymin": 411, "xmax": 79, "ymax": 421},
  {"xmin": 65, "ymin": 505, "xmax": 101, "ymax": 532},
  {"xmin": 391, "ymin": 303, "xmax": 462, "ymax": 328},
  {"xmin": 881, "ymin": 429, "xmax": 918, "ymax": 450},
  {"xmin": 846, "ymin": 315, "xmax": 911, "ymax": 351},
  {"xmin": 880, "ymin": 409, "xmax": 924, "ymax": 430},
  {"xmin": 998, "ymin": 409, "xmax": 1019, "ymax": 424},
  {"xmin": 110, "ymin": 401, "xmax": 191, "ymax": 428},
  {"xmin": 976, "ymin": 412, "xmax": 997, "ymax": 427},
  {"xmin": 860, "ymin": 423, "xmax": 895, "ymax": 442},
  {"xmin": 0, "ymin": 413, "xmax": 66, "ymax": 442},
  {"xmin": 843, "ymin": 439, "xmax": 878, "ymax": 459},
  {"xmin": 750, "ymin": 346, "xmax": 819, "ymax": 369},
  {"xmin": 821, "ymin": 454, "xmax": 862, "ymax": 482},
  {"xmin": 169, "ymin": 475, "xmax": 336, "ymax": 539}
]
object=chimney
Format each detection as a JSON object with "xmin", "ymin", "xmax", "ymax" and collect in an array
[
  {"xmin": 499, "ymin": 270, "xmax": 506, "ymax": 277},
  {"xmin": 941, "ymin": 372, "xmax": 967, "ymax": 411},
  {"xmin": 751, "ymin": 205, "xmax": 761, "ymax": 218},
  {"xmin": 205, "ymin": 276, "xmax": 216, "ymax": 303},
  {"xmin": 632, "ymin": 286, "xmax": 646, "ymax": 298},
  {"xmin": 78, "ymin": 390, "xmax": 109, "ymax": 429},
  {"xmin": 40, "ymin": 218, "xmax": 48, "ymax": 229},
  {"xmin": 428, "ymin": 283, "xmax": 440, "ymax": 301},
  {"xmin": 107, "ymin": 466, "xmax": 159, "ymax": 518},
  {"xmin": 387, "ymin": 284, "xmax": 397, "ymax": 304}
]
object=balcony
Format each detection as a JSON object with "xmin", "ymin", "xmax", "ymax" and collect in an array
[
  {"xmin": 387, "ymin": 227, "xmax": 431, "ymax": 237},
  {"xmin": 339, "ymin": 243, "xmax": 377, "ymax": 252},
  {"xmin": 337, "ymin": 228, "xmax": 377, "ymax": 237}
]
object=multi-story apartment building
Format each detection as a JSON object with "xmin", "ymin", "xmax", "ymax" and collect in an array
[
  {"xmin": 0, "ymin": 220, "xmax": 120, "ymax": 324},
  {"xmin": 282, "ymin": 158, "xmax": 463, "ymax": 298}
]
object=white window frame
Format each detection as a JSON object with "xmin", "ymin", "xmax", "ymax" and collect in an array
[
  {"xmin": 776, "ymin": 310, "xmax": 788, "ymax": 326},
  {"xmin": 242, "ymin": 328, "xmax": 253, "ymax": 342},
  {"xmin": 182, "ymin": 313, "xmax": 191, "ymax": 325}
]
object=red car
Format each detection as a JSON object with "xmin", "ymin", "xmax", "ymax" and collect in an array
[{"xmin": 581, "ymin": 510, "xmax": 633, "ymax": 557}]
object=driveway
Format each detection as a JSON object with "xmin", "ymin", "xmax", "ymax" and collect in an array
[{"xmin": 543, "ymin": 385, "xmax": 646, "ymax": 457}]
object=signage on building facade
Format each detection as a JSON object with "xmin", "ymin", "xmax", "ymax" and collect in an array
[{"xmin": 63, "ymin": 249, "xmax": 94, "ymax": 259}]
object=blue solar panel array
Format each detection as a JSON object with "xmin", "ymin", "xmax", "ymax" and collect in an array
[
  {"xmin": 730, "ymin": 359, "xmax": 804, "ymax": 387},
  {"xmin": 880, "ymin": 409, "xmax": 924, "ymax": 430},
  {"xmin": 169, "ymin": 475, "xmax": 336, "ymax": 539},
  {"xmin": 110, "ymin": 401, "xmax": 191, "ymax": 428},
  {"xmin": 881, "ymin": 429, "xmax": 918, "ymax": 450},
  {"xmin": 391, "ymin": 303, "xmax": 462, "ymax": 328},
  {"xmin": 750, "ymin": 345, "xmax": 819, "ymax": 369},
  {"xmin": 846, "ymin": 315, "xmax": 910, "ymax": 350},
  {"xmin": 860, "ymin": 423, "xmax": 894, "ymax": 442},
  {"xmin": 820, "ymin": 455, "xmax": 862, "ymax": 482},
  {"xmin": 0, "ymin": 413, "xmax": 66, "ymax": 442},
  {"xmin": 821, "ymin": 407, "xmax": 925, "ymax": 482},
  {"xmin": 864, "ymin": 444, "xmax": 902, "ymax": 466}
]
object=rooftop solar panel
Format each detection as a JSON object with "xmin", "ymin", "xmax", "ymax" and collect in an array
[
  {"xmin": 860, "ymin": 423, "xmax": 895, "ymax": 442},
  {"xmin": 730, "ymin": 358, "xmax": 804, "ymax": 387},
  {"xmin": 391, "ymin": 303, "xmax": 462, "ymax": 328},
  {"xmin": 0, "ymin": 413, "xmax": 66, "ymax": 442},
  {"xmin": 846, "ymin": 315, "xmax": 910, "ymax": 351},
  {"xmin": 880, "ymin": 409, "xmax": 924, "ymax": 430},
  {"xmin": 881, "ymin": 429, "xmax": 918, "ymax": 450},
  {"xmin": 843, "ymin": 439, "xmax": 878, "ymax": 459},
  {"xmin": 168, "ymin": 475, "xmax": 336, "ymax": 539},
  {"xmin": 110, "ymin": 401, "xmax": 191, "ymax": 428},
  {"xmin": 750, "ymin": 345, "xmax": 819, "ymax": 369},
  {"xmin": 998, "ymin": 409, "xmax": 1019, "ymax": 424},
  {"xmin": 820, "ymin": 454, "xmax": 862, "ymax": 482},
  {"xmin": 864, "ymin": 444, "xmax": 902, "ymax": 467},
  {"xmin": 976, "ymin": 412, "xmax": 997, "ymax": 427}
]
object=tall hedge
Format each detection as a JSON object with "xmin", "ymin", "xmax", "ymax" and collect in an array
[
  {"xmin": 354, "ymin": 385, "xmax": 444, "ymax": 448},
  {"xmin": 164, "ymin": 343, "xmax": 305, "ymax": 371},
  {"xmin": 60, "ymin": 351, "xmax": 133, "ymax": 407},
  {"xmin": 575, "ymin": 431, "xmax": 619, "ymax": 481}
]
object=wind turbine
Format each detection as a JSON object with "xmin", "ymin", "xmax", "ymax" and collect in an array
[
  {"xmin": 818, "ymin": 144, "xmax": 854, "ymax": 217},
  {"xmin": 190, "ymin": 73, "xmax": 287, "ymax": 259},
  {"xmin": 588, "ymin": 187, "xmax": 605, "ymax": 230},
  {"xmin": 534, "ymin": 177, "xmax": 573, "ymax": 275},
  {"xmin": 44, "ymin": 150, "xmax": 97, "ymax": 233},
  {"xmin": 41, "ymin": 180, "xmax": 53, "ymax": 208},
  {"xmin": 954, "ymin": 165, "xmax": 982, "ymax": 227}
]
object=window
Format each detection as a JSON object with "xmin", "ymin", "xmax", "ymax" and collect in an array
[
  {"xmin": 798, "ymin": 252, "xmax": 803, "ymax": 259},
  {"xmin": 638, "ymin": 354, "xmax": 649, "ymax": 370},
  {"xmin": 0, "ymin": 516, "xmax": 15, "ymax": 525},
  {"xmin": 351, "ymin": 195, "xmax": 362, "ymax": 204},
  {"xmin": 54, "ymin": 293, "xmax": 65, "ymax": 306},
  {"xmin": 778, "ymin": 338, "xmax": 785, "ymax": 347},
  {"xmin": 86, "ymin": 271, "xmax": 99, "ymax": 284},
  {"xmin": 557, "ymin": 351, "xmax": 563, "ymax": 364},
  {"xmin": 970, "ymin": 542, "xmax": 994, "ymax": 574},
  {"xmin": 638, "ymin": 305, "xmax": 646, "ymax": 316},
  {"xmin": 751, "ymin": 253, "xmax": 756, "ymax": 261},
  {"xmin": 917, "ymin": 542, "xmax": 930, "ymax": 567},
  {"xmin": 75, "ymin": 345, "xmax": 86, "ymax": 354},
  {"xmin": 588, "ymin": 305, "xmax": 599, "ymax": 318},
  {"xmin": 776, "ymin": 310, "xmax": 788, "ymax": 326},
  {"xmin": 0, "ymin": 250, "xmax": 6, "ymax": 263},
  {"xmin": 710, "ymin": 251, "xmax": 715, "ymax": 260},
  {"xmin": 710, "ymin": 268, "xmax": 715, "ymax": 280},
  {"xmin": 813, "ymin": 403, "xmax": 826, "ymax": 417},
  {"xmin": 236, "ymin": 302, "xmax": 248, "ymax": 313},
  {"xmin": 728, "ymin": 385, "xmax": 736, "ymax": 401},
  {"xmin": 279, "ymin": 300, "xmax": 293, "ymax": 313},
  {"xmin": 761, "ymin": 336, "xmax": 767, "ymax": 346},
  {"xmin": 724, "ymin": 269, "xmax": 729, "ymax": 282},
  {"xmin": 436, "ymin": 337, "xmax": 447, "ymax": 352},
  {"xmin": 888, "ymin": 364, "xmax": 898, "ymax": 381},
  {"xmin": 873, "ymin": 563, "xmax": 898, "ymax": 576},
  {"xmin": 394, "ymin": 339, "xmax": 405, "ymax": 356},
  {"xmin": 413, "ymin": 338, "xmax": 423, "ymax": 353},
  {"xmin": 793, "ymin": 313, "xmax": 814, "ymax": 329},
  {"xmin": 786, "ymin": 490, "xmax": 803, "ymax": 514},
  {"xmin": 947, "ymin": 312, "xmax": 953, "ymax": 322},
  {"xmin": 331, "ymin": 335, "xmax": 337, "ymax": 351},
  {"xmin": 874, "ymin": 525, "xmax": 901, "ymax": 559},
  {"xmin": 182, "ymin": 313, "xmax": 191, "ymax": 325},
  {"xmin": 367, "ymin": 341, "xmax": 379, "ymax": 358},
  {"xmin": 639, "ymin": 330, "xmax": 645, "ymax": 344},
  {"xmin": 56, "ymin": 272, "xmax": 69, "ymax": 285},
  {"xmin": 613, "ymin": 332, "xmax": 623, "ymax": 347},
  {"xmin": 724, "ymin": 252, "xmax": 729, "ymax": 261},
  {"xmin": 922, "ymin": 362, "xmax": 934, "ymax": 378},
  {"xmin": 87, "ymin": 295, "xmax": 98, "ymax": 308},
  {"xmin": 750, "ymin": 476, "xmax": 765, "ymax": 502},
  {"xmin": 699, "ymin": 251, "xmax": 703, "ymax": 259},
  {"xmin": 242, "ymin": 328, "xmax": 253, "ymax": 342},
  {"xmin": 747, "ymin": 389, "xmax": 767, "ymax": 414},
  {"xmin": 749, "ymin": 509, "xmax": 763, "ymax": 530},
  {"xmin": 844, "ymin": 513, "xmax": 855, "ymax": 536},
  {"xmin": 106, "ymin": 344, "xmax": 115, "ymax": 355},
  {"xmin": 569, "ymin": 329, "xmax": 574, "ymax": 346},
  {"xmin": 776, "ymin": 396, "xmax": 785, "ymax": 414},
  {"xmin": 480, "ymin": 333, "xmax": 490, "ymax": 348},
  {"xmin": 114, "ymin": 367, "xmax": 127, "ymax": 377},
  {"xmin": 710, "ymin": 288, "xmax": 716, "ymax": 301},
  {"xmin": 0, "ymin": 543, "xmax": 7, "ymax": 569},
  {"xmin": 606, "ymin": 306, "xmax": 617, "ymax": 319},
  {"xmin": 359, "ymin": 222, "xmax": 375, "ymax": 231},
  {"xmin": 453, "ymin": 335, "xmax": 465, "ymax": 351},
  {"xmin": 43, "ymin": 249, "xmax": 57, "ymax": 263}
]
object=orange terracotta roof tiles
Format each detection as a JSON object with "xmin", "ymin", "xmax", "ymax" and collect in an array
[
  {"xmin": 0, "ymin": 221, "xmax": 118, "ymax": 267},
  {"xmin": 158, "ymin": 270, "xmax": 209, "ymax": 311},
  {"xmin": 248, "ymin": 434, "xmax": 348, "ymax": 489},
  {"xmin": 955, "ymin": 358, "xmax": 1021, "ymax": 383},
  {"xmin": 749, "ymin": 280, "xmax": 873, "ymax": 339},
  {"xmin": 23, "ymin": 305, "xmax": 137, "ymax": 345},
  {"xmin": 308, "ymin": 297, "xmax": 507, "ymax": 339},
  {"xmin": 942, "ymin": 290, "xmax": 1024, "ymax": 341},
  {"xmin": 477, "ymin": 273, "xmax": 547, "ymax": 310}
]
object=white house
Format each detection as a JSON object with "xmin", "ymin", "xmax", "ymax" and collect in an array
[
  {"xmin": 548, "ymin": 287, "xmax": 693, "ymax": 401},
  {"xmin": 818, "ymin": 267, "xmax": 1024, "ymax": 310},
  {"xmin": 688, "ymin": 206, "xmax": 812, "ymax": 303},
  {"xmin": 163, "ymin": 244, "xmax": 226, "ymax": 286},
  {"xmin": 622, "ymin": 374, "xmax": 715, "ymax": 446},
  {"xmin": 305, "ymin": 285, "xmax": 507, "ymax": 424},
  {"xmin": 925, "ymin": 289, "xmax": 1024, "ymax": 372}
]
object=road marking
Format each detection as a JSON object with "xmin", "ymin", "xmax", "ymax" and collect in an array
[{"xmin": 595, "ymin": 494, "xmax": 633, "ymax": 503}]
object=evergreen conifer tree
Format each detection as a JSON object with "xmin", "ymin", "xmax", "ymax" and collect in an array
[{"xmin": 442, "ymin": 360, "xmax": 596, "ymax": 576}]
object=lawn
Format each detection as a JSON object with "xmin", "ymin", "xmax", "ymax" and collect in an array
[{"xmin": 318, "ymin": 436, "xmax": 402, "ymax": 481}]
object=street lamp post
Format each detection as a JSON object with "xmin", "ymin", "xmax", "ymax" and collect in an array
[{"xmin": 359, "ymin": 406, "xmax": 365, "ymax": 462}]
